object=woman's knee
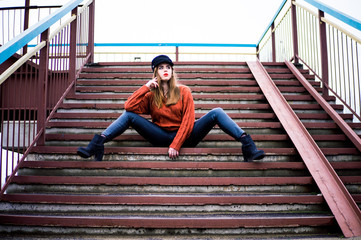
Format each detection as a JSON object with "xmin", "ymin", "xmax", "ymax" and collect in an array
[
  {"xmin": 123, "ymin": 110, "xmax": 137, "ymax": 118},
  {"xmin": 210, "ymin": 107, "xmax": 225, "ymax": 116}
]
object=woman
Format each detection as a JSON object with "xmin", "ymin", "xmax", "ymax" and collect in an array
[{"xmin": 77, "ymin": 55, "xmax": 265, "ymax": 161}]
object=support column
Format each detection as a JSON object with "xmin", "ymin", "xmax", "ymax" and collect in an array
[
  {"xmin": 69, "ymin": 8, "xmax": 78, "ymax": 86},
  {"xmin": 319, "ymin": 10, "xmax": 329, "ymax": 96},
  {"xmin": 37, "ymin": 29, "xmax": 49, "ymax": 145},
  {"xmin": 291, "ymin": 1, "xmax": 299, "ymax": 64},
  {"xmin": 87, "ymin": 0, "xmax": 95, "ymax": 63},
  {"xmin": 175, "ymin": 46, "xmax": 179, "ymax": 62},
  {"xmin": 271, "ymin": 23, "xmax": 276, "ymax": 62},
  {"xmin": 23, "ymin": 0, "xmax": 30, "ymax": 54}
]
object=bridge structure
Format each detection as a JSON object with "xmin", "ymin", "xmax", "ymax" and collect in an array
[{"xmin": 0, "ymin": 0, "xmax": 361, "ymax": 238}]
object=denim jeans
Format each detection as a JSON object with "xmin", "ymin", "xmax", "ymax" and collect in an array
[{"xmin": 101, "ymin": 107, "xmax": 245, "ymax": 147}]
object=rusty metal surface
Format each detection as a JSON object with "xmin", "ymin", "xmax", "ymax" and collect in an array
[{"xmin": 247, "ymin": 60, "xmax": 361, "ymax": 237}]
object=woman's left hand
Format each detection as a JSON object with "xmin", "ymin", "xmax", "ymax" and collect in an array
[{"xmin": 168, "ymin": 148, "xmax": 179, "ymax": 159}]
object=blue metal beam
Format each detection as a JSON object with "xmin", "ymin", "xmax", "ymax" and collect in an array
[
  {"xmin": 0, "ymin": 0, "xmax": 84, "ymax": 65},
  {"xmin": 304, "ymin": 0, "xmax": 361, "ymax": 31},
  {"xmin": 256, "ymin": 0, "xmax": 288, "ymax": 47},
  {"xmin": 94, "ymin": 43, "xmax": 257, "ymax": 48}
]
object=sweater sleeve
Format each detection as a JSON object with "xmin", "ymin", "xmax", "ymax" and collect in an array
[
  {"xmin": 169, "ymin": 86, "xmax": 195, "ymax": 151},
  {"xmin": 124, "ymin": 85, "xmax": 151, "ymax": 114}
]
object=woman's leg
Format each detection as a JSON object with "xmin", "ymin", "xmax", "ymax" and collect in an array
[
  {"xmin": 101, "ymin": 111, "xmax": 175, "ymax": 147},
  {"xmin": 184, "ymin": 107, "xmax": 245, "ymax": 147},
  {"xmin": 78, "ymin": 111, "xmax": 175, "ymax": 161},
  {"xmin": 184, "ymin": 108, "xmax": 264, "ymax": 162}
]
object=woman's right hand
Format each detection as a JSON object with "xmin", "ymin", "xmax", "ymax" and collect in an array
[{"xmin": 146, "ymin": 77, "xmax": 159, "ymax": 90}]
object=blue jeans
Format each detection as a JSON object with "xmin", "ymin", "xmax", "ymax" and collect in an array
[{"xmin": 101, "ymin": 107, "xmax": 245, "ymax": 147}]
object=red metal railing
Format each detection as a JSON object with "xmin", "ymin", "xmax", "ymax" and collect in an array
[
  {"xmin": 0, "ymin": 0, "xmax": 95, "ymax": 195},
  {"xmin": 258, "ymin": 0, "xmax": 361, "ymax": 122}
]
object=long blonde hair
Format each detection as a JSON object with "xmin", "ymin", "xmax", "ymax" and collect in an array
[{"xmin": 152, "ymin": 66, "xmax": 181, "ymax": 108}]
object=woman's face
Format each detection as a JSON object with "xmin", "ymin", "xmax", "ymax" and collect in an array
[{"xmin": 157, "ymin": 63, "xmax": 172, "ymax": 81}]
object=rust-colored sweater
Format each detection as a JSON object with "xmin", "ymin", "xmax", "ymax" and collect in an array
[{"xmin": 124, "ymin": 85, "xmax": 195, "ymax": 151}]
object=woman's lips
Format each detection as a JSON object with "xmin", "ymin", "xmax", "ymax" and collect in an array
[{"xmin": 164, "ymin": 73, "xmax": 169, "ymax": 77}]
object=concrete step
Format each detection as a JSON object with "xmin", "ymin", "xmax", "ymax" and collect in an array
[
  {"xmin": 3, "ymin": 61, "xmax": 360, "ymax": 238},
  {"xmin": 0, "ymin": 213, "xmax": 337, "ymax": 238}
]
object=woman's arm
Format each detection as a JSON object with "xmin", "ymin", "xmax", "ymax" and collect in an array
[
  {"xmin": 124, "ymin": 78, "xmax": 157, "ymax": 114},
  {"xmin": 169, "ymin": 86, "xmax": 195, "ymax": 156}
]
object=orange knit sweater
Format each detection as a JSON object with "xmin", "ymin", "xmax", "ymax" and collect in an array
[{"xmin": 124, "ymin": 85, "xmax": 195, "ymax": 151}]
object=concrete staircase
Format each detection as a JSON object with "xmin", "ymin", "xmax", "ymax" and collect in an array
[{"xmin": 0, "ymin": 61, "xmax": 360, "ymax": 239}]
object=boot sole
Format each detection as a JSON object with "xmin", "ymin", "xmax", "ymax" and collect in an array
[
  {"xmin": 77, "ymin": 148, "xmax": 91, "ymax": 158},
  {"xmin": 244, "ymin": 150, "xmax": 265, "ymax": 162},
  {"xmin": 251, "ymin": 151, "xmax": 265, "ymax": 161}
]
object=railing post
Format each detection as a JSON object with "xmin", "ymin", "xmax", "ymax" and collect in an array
[
  {"xmin": 291, "ymin": 1, "xmax": 299, "ymax": 64},
  {"xmin": 23, "ymin": 0, "xmax": 30, "ymax": 55},
  {"xmin": 87, "ymin": 0, "xmax": 95, "ymax": 63},
  {"xmin": 256, "ymin": 45, "xmax": 259, "ymax": 60},
  {"xmin": 271, "ymin": 22, "xmax": 276, "ymax": 62},
  {"xmin": 37, "ymin": 29, "xmax": 50, "ymax": 146},
  {"xmin": 318, "ymin": 10, "xmax": 329, "ymax": 96},
  {"xmin": 175, "ymin": 46, "xmax": 179, "ymax": 62},
  {"xmin": 69, "ymin": 7, "xmax": 78, "ymax": 86}
]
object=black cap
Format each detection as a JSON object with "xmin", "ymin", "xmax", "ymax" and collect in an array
[{"xmin": 151, "ymin": 55, "xmax": 173, "ymax": 72}]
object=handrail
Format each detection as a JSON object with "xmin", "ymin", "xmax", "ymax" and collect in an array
[
  {"xmin": 0, "ymin": 0, "xmax": 94, "ymax": 199},
  {"xmin": 256, "ymin": 0, "xmax": 288, "ymax": 46},
  {"xmin": 303, "ymin": 0, "xmax": 361, "ymax": 31},
  {"xmin": 293, "ymin": 1, "xmax": 361, "ymax": 44},
  {"xmin": 285, "ymin": 60, "xmax": 361, "ymax": 151},
  {"xmin": 0, "ymin": 0, "xmax": 83, "ymax": 65},
  {"xmin": 0, "ymin": 42, "xmax": 45, "ymax": 85},
  {"xmin": 94, "ymin": 43, "xmax": 257, "ymax": 48},
  {"xmin": 0, "ymin": 14, "xmax": 78, "ymax": 86},
  {"xmin": 248, "ymin": 60, "xmax": 361, "ymax": 238}
]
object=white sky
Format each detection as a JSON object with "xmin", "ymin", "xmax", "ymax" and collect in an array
[{"xmin": 1, "ymin": 0, "xmax": 360, "ymax": 45}]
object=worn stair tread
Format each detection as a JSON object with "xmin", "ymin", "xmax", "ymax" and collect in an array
[
  {"xmin": 75, "ymin": 86, "xmax": 320, "ymax": 93},
  {"xmin": 78, "ymin": 73, "xmax": 256, "ymax": 79},
  {"xmin": 45, "ymin": 133, "xmax": 350, "ymax": 142},
  {"xmin": 80, "ymin": 66, "xmax": 309, "ymax": 74},
  {"xmin": 76, "ymin": 79, "xmax": 319, "ymax": 88},
  {"xmin": 47, "ymin": 121, "xmax": 284, "ymax": 129},
  {"xmin": 49, "ymin": 112, "xmax": 353, "ymax": 120},
  {"xmin": 19, "ymin": 160, "xmax": 361, "ymax": 170},
  {"xmin": 30, "ymin": 146, "xmax": 359, "ymax": 155},
  {"xmin": 46, "ymin": 133, "xmax": 292, "ymax": 141},
  {"xmin": 31, "ymin": 146, "xmax": 296, "ymax": 155},
  {"xmin": 76, "ymin": 85, "xmax": 263, "ymax": 93},
  {"xmin": 0, "ymin": 214, "xmax": 335, "ymax": 228},
  {"xmin": 59, "ymin": 102, "xmax": 273, "ymax": 110},
  {"xmin": 11, "ymin": 175, "xmax": 315, "ymax": 185},
  {"xmin": 81, "ymin": 67, "xmax": 253, "ymax": 73},
  {"xmin": 58, "ymin": 102, "xmax": 343, "ymax": 111},
  {"xmin": 66, "ymin": 93, "xmax": 336, "ymax": 102},
  {"xmin": 77, "ymin": 79, "xmax": 260, "ymax": 86},
  {"xmin": 1, "ymin": 193, "xmax": 326, "ymax": 205},
  {"xmin": 47, "ymin": 120, "xmax": 361, "ymax": 130},
  {"xmin": 50, "ymin": 112, "xmax": 278, "ymax": 120}
]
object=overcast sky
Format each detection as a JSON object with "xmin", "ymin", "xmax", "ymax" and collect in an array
[{"xmin": 1, "ymin": 0, "xmax": 360, "ymax": 45}]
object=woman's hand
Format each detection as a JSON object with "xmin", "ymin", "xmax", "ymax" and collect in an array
[
  {"xmin": 168, "ymin": 148, "xmax": 179, "ymax": 159},
  {"xmin": 146, "ymin": 77, "xmax": 159, "ymax": 90}
]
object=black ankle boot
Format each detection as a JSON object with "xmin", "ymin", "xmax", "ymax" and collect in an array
[
  {"xmin": 239, "ymin": 134, "xmax": 265, "ymax": 162},
  {"xmin": 77, "ymin": 134, "xmax": 106, "ymax": 161}
]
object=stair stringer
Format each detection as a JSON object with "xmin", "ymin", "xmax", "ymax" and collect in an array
[
  {"xmin": 285, "ymin": 60, "xmax": 361, "ymax": 152},
  {"xmin": 247, "ymin": 60, "xmax": 361, "ymax": 238}
]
